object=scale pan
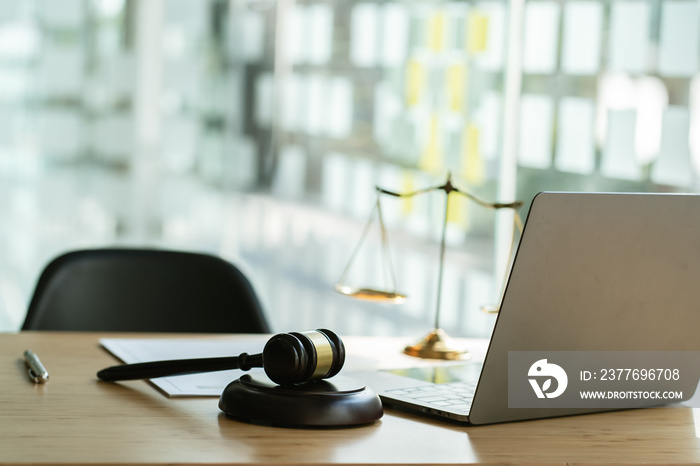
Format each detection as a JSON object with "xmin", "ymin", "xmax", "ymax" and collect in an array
[
  {"xmin": 480, "ymin": 304, "xmax": 500, "ymax": 314},
  {"xmin": 334, "ymin": 284, "xmax": 407, "ymax": 304}
]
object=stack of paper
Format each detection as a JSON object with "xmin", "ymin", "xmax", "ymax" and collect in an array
[{"xmin": 100, "ymin": 337, "xmax": 267, "ymax": 397}]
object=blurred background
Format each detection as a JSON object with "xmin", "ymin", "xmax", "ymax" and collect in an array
[{"xmin": 0, "ymin": 0, "xmax": 697, "ymax": 337}]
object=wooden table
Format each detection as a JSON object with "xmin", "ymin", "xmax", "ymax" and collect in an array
[{"xmin": 2, "ymin": 332, "xmax": 700, "ymax": 465}]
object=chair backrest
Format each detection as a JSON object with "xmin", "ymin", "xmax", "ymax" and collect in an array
[{"xmin": 22, "ymin": 248, "xmax": 271, "ymax": 333}]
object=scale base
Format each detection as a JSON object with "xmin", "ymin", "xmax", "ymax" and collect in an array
[
  {"xmin": 403, "ymin": 328, "xmax": 471, "ymax": 360},
  {"xmin": 219, "ymin": 373, "xmax": 383, "ymax": 428}
]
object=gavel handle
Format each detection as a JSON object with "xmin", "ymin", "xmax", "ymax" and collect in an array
[{"xmin": 97, "ymin": 353, "xmax": 263, "ymax": 381}]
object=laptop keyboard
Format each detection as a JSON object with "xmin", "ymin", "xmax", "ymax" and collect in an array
[{"xmin": 385, "ymin": 381, "xmax": 477, "ymax": 414}]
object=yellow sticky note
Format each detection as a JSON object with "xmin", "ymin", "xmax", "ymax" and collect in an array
[
  {"xmin": 419, "ymin": 115, "xmax": 443, "ymax": 174},
  {"xmin": 405, "ymin": 60, "xmax": 425, "ymax": 107},
  {"xmin": 462, "ymin": 123, "xmax": 485, "ymax": 185},
  {"xmin": 400, "ymin": 172, "xmax": 415, "ymax": 216},
  {"xmin": 468, "ymin": 11, "xmax": 489, "ymax": 54},
  {"xmin": 446, "ymin": 191, "xmax": 468, "ymax": 227},
  {"xmin": 428, "ymin": 12, "xmax": 445, "ymax": 51},
  {"xmin": 446, "ymin": 64, "xmax": 468, "ymax": 113}
]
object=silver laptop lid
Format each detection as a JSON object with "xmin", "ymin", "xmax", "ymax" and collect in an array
[{"xmin": 469, "ymin": 192, "xmax": 700, "ymax": 425}]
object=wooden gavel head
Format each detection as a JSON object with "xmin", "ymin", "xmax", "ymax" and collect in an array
[{"xmin": 261, "ymin": 329, "xmax": 345, "ymax": 385}]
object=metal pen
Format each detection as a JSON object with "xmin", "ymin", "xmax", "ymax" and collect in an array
[{"xmin": 23, "ymin": 349, "xmax": 49, "ymax": 383}]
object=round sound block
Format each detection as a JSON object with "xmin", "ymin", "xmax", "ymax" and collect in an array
[{"xmin": 218, "ymin": 373, "xmax": 383, "ymax": 428}]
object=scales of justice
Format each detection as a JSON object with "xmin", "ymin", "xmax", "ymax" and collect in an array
[{"xmin": 335, "ymin": 173, "xmax": 523, "ymax": 360}]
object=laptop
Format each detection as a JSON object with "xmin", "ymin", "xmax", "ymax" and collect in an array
[{"xmin": 355, "ymin": 192, "xmax": 700, "ymax": 425}]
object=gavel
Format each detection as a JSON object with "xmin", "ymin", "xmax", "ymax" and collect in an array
[{"xmin": 97, "ymin": 329, "xmax": 345, "ymax": 386}]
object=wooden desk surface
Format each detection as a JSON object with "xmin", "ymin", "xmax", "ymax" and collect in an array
[{"xmin": 2, "ymin": 332, "xmax": 700, "ymax": 465}]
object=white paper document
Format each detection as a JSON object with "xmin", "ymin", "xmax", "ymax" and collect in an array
[{"xmin": 100, "ymin": 337, "xmax": 268, "ymax": 398}]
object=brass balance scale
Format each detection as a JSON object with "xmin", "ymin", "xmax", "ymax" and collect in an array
[{"xmin": 335, "ymin": 173, "xmax": 523, "ymax": 360}]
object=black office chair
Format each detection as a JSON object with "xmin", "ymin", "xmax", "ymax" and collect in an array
[{"xmin": 22, "ymin": 248, "xmax": 271, "ymax": 333}]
